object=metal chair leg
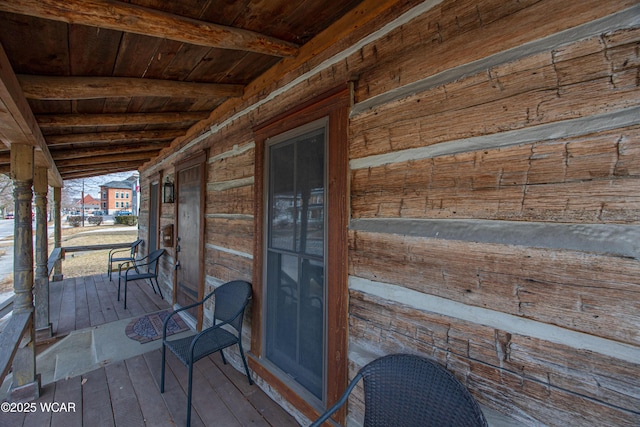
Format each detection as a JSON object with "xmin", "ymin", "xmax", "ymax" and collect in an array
[
  {"xmin": 123, "ymin": 278, "xmax": 128, "ymax": 309},
  {"xmin": 155, "ymin": 278, "xmax": 163, "ymax": 298},
  {"xmin": 238, "ymin": 341, "xmax": 253, "ymax": 385},
  {"xmin": 147, "ymin": 278, "xmax": 157, "ymax": 295},
  {"xmin": 160, "ymin": 343, "xmax": 166, "ymax": 393},
  {"xmin": 187, "ymin": 362, "xmax": 194, "ymax": 427}
]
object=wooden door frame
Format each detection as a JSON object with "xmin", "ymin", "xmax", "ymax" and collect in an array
[
  {"xmin": 251, "ymin": 85, "xmax": 350, "ymax": 423},
  {"xmin": 173, "ymin": 151, "xmax": 207, "ymax": 330}
]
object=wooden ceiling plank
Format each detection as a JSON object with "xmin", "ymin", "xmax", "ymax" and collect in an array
[
  {"xmin": 0, "ymin": 43, "xmax": 63, "ymax": 186},
  {"xmin": 45, "ymin": 129, "xmax": 186, "ymax": 146},
  {"xmin": 69, "ymin": 24, "xmax": 120, "ymax": 75},
  {"xmin": 17, "ymin": 75, "xmax": 244, "ymax": 100},
  {"xmin": 0, "ymin": 0, "xmax": 299, "ymax": 57},
  {"xmin": 151, "ymin": 0, "xmax": 406, "ymax": 169},
  {"xmin": 36, "ymin": 112, "xmax": 210, "ymax": 128}
]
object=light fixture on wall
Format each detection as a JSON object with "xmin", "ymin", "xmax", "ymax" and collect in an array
[{"xmin": 163, "ymin": 177, "xmax": 174, "ymax": 203}]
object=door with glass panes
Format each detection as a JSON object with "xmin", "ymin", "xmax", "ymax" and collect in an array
[{"xmin": 265, "ymin": 121, "xmax": 326, "ymax": 400}]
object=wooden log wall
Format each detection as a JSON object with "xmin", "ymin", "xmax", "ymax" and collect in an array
[
  {"xmin": 139, "ymin": 0, "xmax": 640, "ymax": 425},
  {"xmin": 345, "ymin": 0, "xmax": 640, "ymax": 424}
]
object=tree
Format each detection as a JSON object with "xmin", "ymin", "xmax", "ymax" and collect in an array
[{"xmin": 0, "ymin": 174, "xmax": 12, "ymax": 216}]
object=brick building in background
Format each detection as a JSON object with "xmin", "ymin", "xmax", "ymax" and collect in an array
[{"xmin": 100, "ymin": 178, "xmax": 135, "ymax": 215}]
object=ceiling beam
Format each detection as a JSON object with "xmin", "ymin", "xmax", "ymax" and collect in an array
[
  {"xmin": 62, "ymin": 166, "xmax": 138, "ymax": 181},
  {"xmin": 57, "ymin": 161, "xmax": 149, "ymax": 178},
  {"xmin": 45, "ymin": 130, "xmax": 185, "ymax": 146},
  {"xmin": 55, "ymin": 151, "xmax": 159, "ymax": 168},
  {"xmin": 0, "ymin": 43, "xmax": 63, "ymax": 186},
  {"xmin": 36, "ymin": 112, "xmax": 210, "ymax": 128},
  {"xmin": 0, "ymin": 0, "xmax": 299, "ymax": 57},
  {"xmin": 51, "ymin": 144, "xmax": 170, "ymax": 160},
  {"xmin": 18, "ymin": 75, "xmax": 244, "ymax": 100}
]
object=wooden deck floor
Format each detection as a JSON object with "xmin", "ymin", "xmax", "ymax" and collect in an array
[
  {"xmin": 1, "ymin": 274, "xmax": 300, "ymax": 427},
  {"xmin": 48, "ymin": 273, "xmax": 170, "ymax": 338},
  {"xmin": 2, "ymin": 349, "xmax": 300, "ymax": 427}
]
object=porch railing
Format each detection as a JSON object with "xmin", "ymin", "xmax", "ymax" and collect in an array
[
  {"xmin": 0, "ymin": 247, "xmax": 64, "ymax": 387},
  {"xmin": 0, "ymin": 242, "xmax": 136, "ymax": 388},
  {"xmin": 0, "ymin": 310, "xmax": 30, "ymax": 386},
  {"xmin": 0, "ymin": 295, "xmax": 14, "ymax": 319}
]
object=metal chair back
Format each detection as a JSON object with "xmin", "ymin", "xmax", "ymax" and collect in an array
[
  {"xmin": 311, "ymin": 353, "xmax": 487, "ymax": 427},
  {"xmin": 144, "ymin": 248, "xmax": 164, "ymax": 275}
]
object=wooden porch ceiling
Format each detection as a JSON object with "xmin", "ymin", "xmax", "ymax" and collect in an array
[{"xmin": 0, "ymin": 0, "xmax": 365, "ymax": 184}]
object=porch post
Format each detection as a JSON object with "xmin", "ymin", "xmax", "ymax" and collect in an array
[
  {"xmin": 52, "ymin": 185, "xmax": 63, "ymax": 281},
  {"xmin": 34, "ymin": 166, "xmax": 52, "ymax": 340},
  {"xmin": 8, "ymin": 143, "xmax": 40, "ymax": 402}
]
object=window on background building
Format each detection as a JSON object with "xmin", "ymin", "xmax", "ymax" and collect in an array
[
  {"xmin": 102, "ymin": 192, "xmax": 106, "ymax": 198},
  {"xmin": 116, "ymin": 192, "xmax": 119, "ymax": 198},
  {"xmin": 116, "ymin": 202, "xmax": 119, "ymax": 207},
  {"xmin": 126, "ymin": 202, "xmax": 129, "ymax": 207},
  {"xmin": 121, "ymin": 192, "xmax": 124, "ymax": 198},
  {"xmin": 126, "ymin": 193, "xmax": 129, "ymax": 198}
]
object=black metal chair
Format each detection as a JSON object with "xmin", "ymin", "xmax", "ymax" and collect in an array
[
  {"xmin": 161, "ymin": 280, "xmax": 253, "ymax": 427},
  {"xmin": 310, "ymin": 353, "xmax": 488, "ymax": 427},
  {"xmin": 117, "ymin": 248, "xmax": 164, "ymax": 309},
  {"xmin": 107, "ymin": 238, "xmax": 143, "ymax": 280}
]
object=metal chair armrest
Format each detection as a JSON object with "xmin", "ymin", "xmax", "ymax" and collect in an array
[
  {"xmin": 309, "ymin": 372, "xmax": 363, "ymax": 427},
  {"xmin": 161, "ymin": 290, "xmax": 217, "ymax": 340},
  {"xmin": 109, "ymin": 247, "xmax": 130, "ymax": 259}
]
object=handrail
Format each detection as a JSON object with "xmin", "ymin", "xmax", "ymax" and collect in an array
[
  {"xmin": 0, "ymin": 247, "xmax": 64, "ymax": 322},
  {"xmin": 0, "ymin": 242, "xmax": 138, "ymax": 386},
  {"xmin": 47, "ymin": 247, "xmax": 64, "ymax": 277},
  {"xmin": 0, "ymin": 295, "xmax": 14, "ymax": 319},
  {"xmin": 0, "ymin": 311, "xmax": 30, "ymax": 388},
  {"xmin": 64, "ymin": 242, "xmax": 132, "ymax": 253},
  {"xmin": 0, "ymin": 246, "xmax": 69, "ymax": 388}
]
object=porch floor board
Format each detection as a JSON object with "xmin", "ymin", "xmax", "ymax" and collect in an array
[
  {"xmin": 2, "ymin": 350, "xmax": 299, "ymax": 427},
  {"xmin": 48, "ymin": 274, "xmax": 170, "ymax": 338}
]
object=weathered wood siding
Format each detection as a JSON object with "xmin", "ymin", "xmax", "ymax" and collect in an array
[
  {"xmin": 344, "ymin": 0, "xmax": 640, "ymax": 424},
  {"xmin": 140, "ymin": 0, "xmax": 640, "ymax": 425}
]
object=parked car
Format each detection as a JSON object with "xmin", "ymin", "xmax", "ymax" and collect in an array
[
  {"xmin": 4, "ymin": 212, "xmax": 13, "ymax": 219},
  {"xmin": 115, "ymin": 210, "xmax": 133, "ymax": 216}
]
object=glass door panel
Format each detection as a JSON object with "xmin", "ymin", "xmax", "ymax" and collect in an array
[{"xmin": 265, "ymin": 125, "xmax": 325, "ymax": 400}]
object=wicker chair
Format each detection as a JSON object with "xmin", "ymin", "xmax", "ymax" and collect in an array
[
  {"xmin": 107, "ymin": 238, "xmax": 143, "ymax": 280},
  {"xmin": 117, "ymin": 248, "xmax": 164, "ymax": 309},
  {"xmin": 310, "ymin": 353, "xmax": 487, "ymax": 427},
  {"xmin": 160, "ymin": 280, "xmax": 253, "ymax": 427}
]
